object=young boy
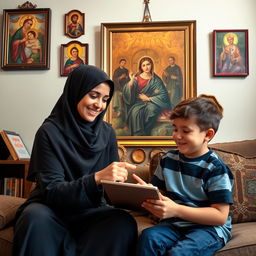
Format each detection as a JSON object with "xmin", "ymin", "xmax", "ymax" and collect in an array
[
  {"xmin": 25, "ymin": 30, "xmax": 41, "ymax": 63},
  {"xmin": 133, "ymin": 94, "xmax": 234, "ymax": 256}
]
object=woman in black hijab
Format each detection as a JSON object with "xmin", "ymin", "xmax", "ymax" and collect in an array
[{"xmin": 13, "ymin": 65, "xmax": 138, "ymax": 256}]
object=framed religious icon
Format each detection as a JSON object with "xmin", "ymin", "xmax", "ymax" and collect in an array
[
  {"xmin": 101, "ymin": 21, "xmax": 197, "ymax": 146},
  {"xmin": 1, "ymin": 8, "xmax": 51, "ymax": 70},
  {"xmin": 213, "ymin": 29, "xmax": 249, "ymax": 77},
  {"xmin": 60, "ymin": 40, "xmax": 88, "ymax": 76},
  {"xmin": 64, "ymin": 10, "xmax": 85, "ymax": 38}
]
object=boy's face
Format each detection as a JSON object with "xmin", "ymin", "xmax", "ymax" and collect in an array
[{"xmin": 172, "ymin": 117, "xmax": 211, "ymax": 158}]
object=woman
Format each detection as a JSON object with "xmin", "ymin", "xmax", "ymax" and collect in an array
[
  {"xmin": 9, "ymin": 18, "xmax": 33, "ymax": 63},
  {"xmin": 13, "ymin": 65, "xmax": 137, "ymax": 256},
  {"xmin": 123, "ymin": 57, "xmax": 172, "ymax": 136},
  {"xmin": 63, "ymin": 46, "xmax": 84, "ymax": 75}
]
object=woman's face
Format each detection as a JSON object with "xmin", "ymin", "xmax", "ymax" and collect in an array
[
  {"xmin": 141, "ymin": 60, "xmax": 152, "ymax": 73},
  {"xmin": 24, "ymin": 20, "xmax": 33, "ymax": 30},
  {"xmin": 71, "ymin": 49, "xmax": 78, "ymax": 58},
  {"xmin": 77, "ymin": 82, "xmax": 110, "ymax": 122}
]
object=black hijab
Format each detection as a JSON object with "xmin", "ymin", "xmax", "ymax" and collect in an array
[{"xmin": 45, "ymin": 65, "xmax": 114, "ymax": 153}]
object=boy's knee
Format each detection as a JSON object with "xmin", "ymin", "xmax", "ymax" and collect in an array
[
  {"xmin": 140, "ymin": 227, "xmax": 155, "ymax": 240},
  {"xmin": 139, "ymin": 227, "xmax": 160, "ymax": 247}
]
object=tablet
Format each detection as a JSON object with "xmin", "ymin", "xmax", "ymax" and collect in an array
[{"xmin": 101, "ymin": 180, "xmax": 160, "ymax": 211}]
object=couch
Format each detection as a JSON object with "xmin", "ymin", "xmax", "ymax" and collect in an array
[{"xmin": 0, "ymin": 139, "xmax": 255, "ymax": 256}]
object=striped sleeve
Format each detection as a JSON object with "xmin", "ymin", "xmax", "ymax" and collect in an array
[
  {"xmin": 151, "ymin": 158, "xmax": 166, "ymax": 191},
  {"xmin": 205, "ymin": 164, "xmax": 233, "ymax": 205}
]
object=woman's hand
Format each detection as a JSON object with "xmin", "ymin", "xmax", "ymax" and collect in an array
[
  {"xmin": 95, "ymin": 162, "xmax": 136, "ymax": 185},
  {"xmin": 20, "ymin": 37, "xmax": 27, "ymax": 43},
  {"xmin": 129, "ymin": 72, "xmax": 135, "ymax": 80},
  {"xmin": 128, "ymin": 72, "xmax": 135, "ymax": 86},
  {"xmin": 139, "ymin": 93, "xmax": 151, "ymax": 102}
]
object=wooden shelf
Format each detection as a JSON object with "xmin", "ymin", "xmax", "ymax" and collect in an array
[{"xmin": 0, "ymin": 160, "xmax": 32, "ymax": 198}]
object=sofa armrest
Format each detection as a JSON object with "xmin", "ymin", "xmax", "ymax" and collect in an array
[{"xmin": 0, "ymin": 195, "xmax": 25, "ymax": 229}]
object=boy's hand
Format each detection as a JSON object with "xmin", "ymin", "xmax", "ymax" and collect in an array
[
  {"xmin": 132, "ymin": 173, "xmax": 179, "ymax": 219},
  {"xmin": 142, "ymin": 194, "xmax": 179, "ymax": 219},
  {"xmin": 132, "ymin": 173, "xmax": 155, "ymax": 187},
  {"xmin": 132, "ymin": 173, "xmax": 148, "ymax": 185}
]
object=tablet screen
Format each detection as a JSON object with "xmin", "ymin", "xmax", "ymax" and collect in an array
[{"xmin": 101, "ymin": 180, "xmax": 160, "ymax": 211}]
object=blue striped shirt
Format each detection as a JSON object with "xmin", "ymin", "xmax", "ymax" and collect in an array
[{"xmin": 151, "ymin": 149, "xmax": 234, "ymax": 244}]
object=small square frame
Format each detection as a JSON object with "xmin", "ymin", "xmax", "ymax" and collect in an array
[{"xmin": 213, "ymin": 29, "xmax": 249, "ymax": 77}]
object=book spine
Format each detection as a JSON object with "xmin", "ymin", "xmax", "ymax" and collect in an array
[{"xmin": 0, "ymin": 178, "xmax": 4, "ymax": 194}]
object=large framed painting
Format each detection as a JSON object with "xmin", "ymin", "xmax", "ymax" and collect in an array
[
  {"xmin": 60, "ymin": 40, "xmax": 88, "ymax": 76},
  {"xmin": 101, "ymin": 21, "xmax": 197, "ymax": 146},
  {"xmin": 213, "ymin": 29, "xmax": 249, "ymax": 77},
  {"xmin": 1, "ymin": 8, "xmax": 51, "ymax": 70}
]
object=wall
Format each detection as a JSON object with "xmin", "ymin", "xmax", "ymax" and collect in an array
[{"xmin": 0, "ymin": 0, "xmax": 255, "ymax": 153}]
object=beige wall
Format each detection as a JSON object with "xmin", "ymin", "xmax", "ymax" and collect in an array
[{"xmin": 0, "ymin": 0, "xmax": 256, "ymax": 153}]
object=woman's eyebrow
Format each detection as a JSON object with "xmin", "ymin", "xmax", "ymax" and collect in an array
[{"xmin": 90, "ymin": 90, "xmax": 110, "ymax": 98}]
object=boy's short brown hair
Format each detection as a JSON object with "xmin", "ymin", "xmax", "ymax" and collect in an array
[{"xmin": 170, "ymin": 94, "xmax": 223, "ymax": 133}]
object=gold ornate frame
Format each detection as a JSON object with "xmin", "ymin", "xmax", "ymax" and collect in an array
[{"xmin": 101, "ymin": 21, "xmax": 197, "ymax": 146}]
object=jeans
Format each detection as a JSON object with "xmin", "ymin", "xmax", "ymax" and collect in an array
[{"xmin": 136, "ymin": 221, "xmax": 225, "ymax": 256}]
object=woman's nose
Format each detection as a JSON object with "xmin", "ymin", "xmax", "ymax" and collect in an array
[{"xmin": 94, "ymin": 99, "xmax": 103, "ymax": 109}]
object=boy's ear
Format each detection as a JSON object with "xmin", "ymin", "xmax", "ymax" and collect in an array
[{"xmin": 205, "ymin": 128, "xmax": 215, "ymax": 142}]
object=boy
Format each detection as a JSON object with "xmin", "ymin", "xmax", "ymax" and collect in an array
[
  {"xmin": 133, "ymin": 94, "xmax": 233, "ymax": 256},
  {"xmin": 25, "ymin": 30, "xmax": 41, "ymax": 63}
]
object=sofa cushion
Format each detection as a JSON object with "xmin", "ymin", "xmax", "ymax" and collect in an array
[
  {"xmin": 216, "ymin": 222, "xmax": 256, "ymax": 256},
  {"xmin": 149, "ymin": 151, "xmax": 166, "ymax": 180},
  {"xmin": 210, "ymin": 140, "xmax": 256, "ymax": 159},
  {"xmin": 0, "ymin": 195, "xmax": 25, "ymax": 229},
  {"xmin": 210, "ymin": 143, "xmax": 256, "ymax": 224},
  {"xmin": 0, "ymin": 226, "xmax": 14, "ymax": 256}
]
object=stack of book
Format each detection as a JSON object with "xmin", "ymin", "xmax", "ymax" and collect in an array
[{"xmin": 0, "ymin": 177, "xmax": 23, "ymax": 197}]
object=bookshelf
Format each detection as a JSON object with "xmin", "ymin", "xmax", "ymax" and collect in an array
[{"xmin": 0, "ymin": 160, "xmax": 32, "ymax": 198}]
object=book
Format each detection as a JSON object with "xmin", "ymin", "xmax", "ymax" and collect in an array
[
  {"xmin": 0, "ymin": 130, "xmax": 30, "ymax": 160},
  {"xmin": 2, "ymin": 177, "xmax": 23, "ymax": 197}
]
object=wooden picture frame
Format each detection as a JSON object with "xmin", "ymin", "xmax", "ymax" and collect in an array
[
  {"xmin": 101, "ymin": 21, "xmax": 197, "ymax": 146},
  {"xmin": 0, "ymin": 130, "xmax": 30, "ymax": 160},
  {"xmin": 60, "ymin": 40, "xmax": 88, "ymax": 76},
  {"xmin": 64, "ymin": 10, "xmax": 84, "ymax": 38},
  {"xmin": 1, "ymin": 8, "xmax": 51, "ymax": 70},
  {"xmin": 213, "ymin": 29, "xmax": 249, "ymax": 77}
]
